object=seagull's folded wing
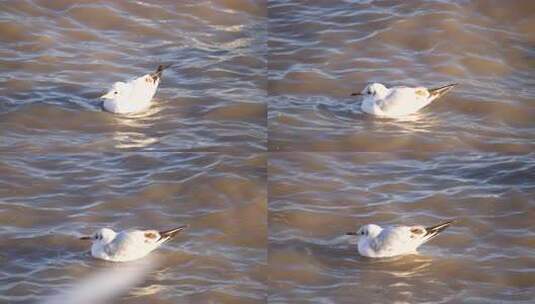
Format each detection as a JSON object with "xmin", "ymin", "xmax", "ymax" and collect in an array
[
  {"xmin": 104, "ymin": 232, "xmax": 139, "ymax": 258},
  {"xmin": 129, "ymin": 75, "xmax": 158, "ymax": 102},
  {"xmin": 379, "ymin": 88, "xmax": 430, "ymax": 115},
  {"xmin": 372, "ymin": 226, "xmax": 414, "ymax": 253}
]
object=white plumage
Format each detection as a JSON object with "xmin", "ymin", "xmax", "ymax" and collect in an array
[
  {"xmin": 352, "ymin": 83, "xmax": 457, "ymax": 117},
  {"xmin": 346, "ymin": 221, "xmax": 453, "ymax": 258},
  {"xmin": 100, "ymin": 65, "xmax": 171, "ymax": 114},
  {"xmin": 80, "ymin": 225, "xmax": 187, "ymax": 262}
]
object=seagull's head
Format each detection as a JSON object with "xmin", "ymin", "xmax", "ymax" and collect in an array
[
  {"xmin": 346, "ymin": 224, "xmax": 382, "ymax": 241},
  {"xmin": 100, "ymin": 82, "xmax": 127, "ymax": 100},
  {"xmin": 80, "ymin": 228, "xmax": 116, "ymax": 244},
  {"xmin": 351, "ymin": 83, "xmax": 388, "ymax": 99}
]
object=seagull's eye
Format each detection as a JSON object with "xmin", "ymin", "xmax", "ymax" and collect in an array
[{"xmin": 113, "ymin": 91, "xmax": 118, "ymax": 95}]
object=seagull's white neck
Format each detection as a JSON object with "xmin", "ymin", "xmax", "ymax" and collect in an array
[{"xmin": 375, "ymin": 88, "xmax": 389, "ymax": 100}]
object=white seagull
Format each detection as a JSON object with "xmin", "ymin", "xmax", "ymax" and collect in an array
[
  {"xmin": 346, "ymin": 220, "xmax": 453, "ymax": 258},
  {"xmin": 351, "ymin": 83, "xmax": 457, "ymax": 117},
  {"xmin": 80, "ymin": 225, "xmax": 188, "ymax": 262},
  {"xmin": 100, "ymin": 64, "xmax": 171, "ymax": 114}
]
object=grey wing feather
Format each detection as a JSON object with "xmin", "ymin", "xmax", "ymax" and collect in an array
[
  {"xmin": 371, "ymin": 227, "xmax": 406, "ymax": 252},
  {"xmin": 370, "ymin": 229, "xmax": 391, "ymax": 252},
  {"xmin": 150, "ymin": 64, "xmax": 172, "ymax": 82},
  {"xmin": 377, "ymin": 89, "xmax": 402, "ymax": 112},
  {"xmin": 104, "ymin": 232, "xmax": 133, "ymax": 257},
  {"xmin": 378, "ymin": 87, "xmax": 430, "ymax": 114}
]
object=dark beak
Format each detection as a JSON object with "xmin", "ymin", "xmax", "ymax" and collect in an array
[
  {"xmin": 350, "ymin": 92, "xmax": 362, "ymax": 96},
  {"xmin": 346, "ymin": 232, "xmax": 358, "ymax": 236},
  {"xmin": 79, "ymin": 236, "xmax": 92, "ymax": 240}
]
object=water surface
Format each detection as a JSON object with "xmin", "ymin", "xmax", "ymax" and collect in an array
[
  {"xmin": 268, "ymin": 0, "xmax": 534, "ymax": 152},
  {"xmin": 0, "ymin": 0, "xmax": 267, "ymax": 152},
  {"xmin": 268, "ymin": 152, "xmax": 534, "ymax": 303},
  {"xmin": 0, "ymin": 152, "xmax": 267, "ymax": 303}
]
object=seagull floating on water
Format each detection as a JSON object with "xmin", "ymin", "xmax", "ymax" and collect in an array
[
  {"xmin": 100, "ymin": 64, "xmax": 171, "ymax": 114},
  {"xmin": 346, "ymin": 220, "xmax": 453, "ymax": 258},
  {"xmin": 80, "ymin": 225, "xmax": 188, "ymax": 262},
  {"xmin": 351, "ymin": 83, "xmax": 457, "ymax": 117}
]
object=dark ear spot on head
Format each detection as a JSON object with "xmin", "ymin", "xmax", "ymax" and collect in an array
[{"xmin": 411, "ymin": 228, "xmax": 424, "ymax": 235}]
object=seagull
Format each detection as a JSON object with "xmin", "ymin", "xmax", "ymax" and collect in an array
[
  {"xmin": 351, "ymin": 83, "xmax": 457, "ymax": 117},
  {"xmin": 346, "ymin": 220, "xmax": 453, "ymax": 258},
  {"xmin": 80, "ymin": 225, "xmax": 188, "ymax": 262},
  {"xmin": 100, "ymin": 64, "xmax": 171, "ymax": 114}
]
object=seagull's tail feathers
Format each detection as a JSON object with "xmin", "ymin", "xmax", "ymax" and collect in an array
[
  {"xmin": 151, "ymin": 64, "xmax": 173, "ymax": 82},
  {"xmin": 428, "ymin": 83, "xmax": 457, "ymax": 101},
  {"xmin": 423, "ymin": 220, "xmax": 453, "ymax": 242},
  {"xmin": 157, "ymin": 225, "xmax": 188, "ymax": 243}
]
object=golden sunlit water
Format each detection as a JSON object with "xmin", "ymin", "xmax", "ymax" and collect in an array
[
  {"xmin": 1, "ymin": 0, "xmax": 534, "ymax": 303},
  {"xmin": 268, "ymin": 153, "xmax": 534, "ymax": 303},
  {"xmin": 0, "ymin": 0, "xmax": 267, "ymax": 152},
  {"xmin": 268, "ymin": 0, "xmax": 534, "ymax": 152},
  {"xmin": 1, "ymin": 152, "xmax": 267, "ymax": 303}
]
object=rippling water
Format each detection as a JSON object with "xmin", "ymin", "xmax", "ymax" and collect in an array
[
  {"xmin": 268, "ymin": 152, "xmax": 535, "ymax": 303},
  {"xmin": 1, "ymin": 0, "xmax": 534, "ymax": 303},
  {"xmin": 0, "ymin": 152, "xmax": 266, "ymax": 303},
  {"xmin": 0, "ymin": 0, "xmax": 266, "ymax": 152},
  {"xmin": 268, "ymin": 0, "xmax": 534, "ymax": 152}
]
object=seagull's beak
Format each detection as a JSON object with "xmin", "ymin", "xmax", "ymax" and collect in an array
[
  {"xmin": 350, "ymin": 92, "xmax": 362, "ymax": 96},
  {"xmin": 346, "ymin": 232, "xmax": 358, "ymax": 236},
  {"xmin": 99, "ymin": 91, "xmax": 113, "ymax": 99},
  {"xmin": 79, "ymin": 236, "xmax": 92, "ymax": 240}
]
